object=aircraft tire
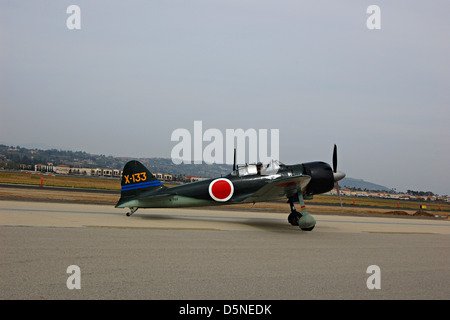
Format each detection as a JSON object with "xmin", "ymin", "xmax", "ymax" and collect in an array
[
  {"xmin": 288, "ymin": 211, "xmax": 301, "ymax": 226},
  {"xmin": 298, "ymin": 214, "xmax": 316, "ymax": 231},
  {"xmin": 301, "ymin": 225, "xmax": 315, "ymax": 231}
]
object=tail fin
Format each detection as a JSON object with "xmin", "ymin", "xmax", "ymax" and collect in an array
[{"xmin": 117, "ymin": 160, "xmax": 165, "ymax": 202}]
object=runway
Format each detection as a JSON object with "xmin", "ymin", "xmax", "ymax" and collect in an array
[{"xmin": 1, "ymin": 200, "xmax": 449, "ymax": 299}]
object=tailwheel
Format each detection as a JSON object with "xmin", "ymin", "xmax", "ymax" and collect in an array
[{"xmin": 126, "ymin": 207, "xmax": 138, "ymax": 216}]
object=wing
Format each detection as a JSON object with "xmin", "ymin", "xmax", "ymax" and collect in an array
[{"xmin": 237, "ymin": 175, "xmax": 311, "ymax": 203}]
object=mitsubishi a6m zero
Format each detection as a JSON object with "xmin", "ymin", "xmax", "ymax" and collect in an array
[{"xmin": 115, "ymin": 146, "xmax": 345, "ymax": 231}]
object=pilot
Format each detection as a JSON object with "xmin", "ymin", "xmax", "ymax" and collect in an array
[{"xmin": 257, "ymin": 162, "xmax": 263, "ymax": 175}]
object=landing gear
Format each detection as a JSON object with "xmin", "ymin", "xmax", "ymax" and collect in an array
[
  {"xmin": 287, "ymin": 198, "xmax": 301, "ymax": 226},
  {"xmin": 126, "ymin": 207, "xmax": 138, "ymax": 216},
  {"xmin": 288, "ymin": 210, "xmax": 301, "ymax": 226},
  {"xmin": 287, "ymin": 194, "xmax": 316, "ymax": 231}
]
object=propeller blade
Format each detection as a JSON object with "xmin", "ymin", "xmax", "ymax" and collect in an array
[
  {"xmin": 333, "ymin": 144, "xmax": 337, "ymax": 173},
  {"xmin": 332, "ymin": 144, "xmax": 345, "ymax": 181}
]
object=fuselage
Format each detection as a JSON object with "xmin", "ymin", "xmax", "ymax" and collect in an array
[{"xmin": 116, "ymin": 162, "xmax": 319, "ymax": 209}]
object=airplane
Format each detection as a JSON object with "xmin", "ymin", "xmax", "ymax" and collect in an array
[{"xmin": 115, "ymin": 145, "xmax": 345, "ymax": 231}]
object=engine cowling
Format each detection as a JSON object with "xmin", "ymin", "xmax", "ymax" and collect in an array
[{"xmin": 302, "ymin": 161, "xmax": 335, "ymax": 196}]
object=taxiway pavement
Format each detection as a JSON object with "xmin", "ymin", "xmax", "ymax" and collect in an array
[{"xmin": 1, "ymin": 200, "xmax": 449, "ymax": 299}]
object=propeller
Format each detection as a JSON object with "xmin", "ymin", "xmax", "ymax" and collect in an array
[
  {"xmin": 333, "ymin": 144, "xmax": 337, "ymax": 173},
  {"xmin": 332, "ymin": 144, "xmax": 346, "ymax": 209}
]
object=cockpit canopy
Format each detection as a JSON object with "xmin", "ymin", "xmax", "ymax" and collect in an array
[
  {"xmin": 231, "ymin": 159, "xmax": 281, "ymax": 177},
  {"xmin": 238, "ymin": 164, "xmax": 257, "ymax": 176}
]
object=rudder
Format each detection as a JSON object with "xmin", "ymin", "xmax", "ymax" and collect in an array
[{"xmin": 119, "ymin": 160, "xmax": 165, "ymax": 200}]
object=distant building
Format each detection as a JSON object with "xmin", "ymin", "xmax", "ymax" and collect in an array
[
  {"xmin": 53, "ymin": 165, "xmax": 70, "ymax": 175},
  {"xmin": 36, "ymin": 164, "xmax": 122, "ymax": 177},
  {"xmin": 34, "ymin": 163, "xmax": 54, "ymax": 173},
  {"xmin": 20, "ymin": 164, "xmax": 33, "ymax": 170},
  {"xmin": 185, "ymin": 175, "xmax": 207, "ymax": 182},
  {"xmin": 154, "ymin": 173, "xmax": 173, "ymax": 181}
]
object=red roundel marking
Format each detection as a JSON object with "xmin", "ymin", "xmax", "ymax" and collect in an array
[
  {"xmin": 211, "ymin": 180, "xmax": 231, "ymax": 199},
  {"xmin": 209, "ymin": 178, "xmax": 234, "ymax": 202}
]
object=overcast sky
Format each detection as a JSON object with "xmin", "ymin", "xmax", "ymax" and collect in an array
[{"xmin": 1, "ymin": 1, "xmax": 449, "ymax": 195}]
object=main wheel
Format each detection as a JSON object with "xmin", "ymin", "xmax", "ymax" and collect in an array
[
  {"xmin": 298, "ymin": 214, "xmax": 316, "ymax": 231},
  {"xmin": 288, "ymin": 210, "xmax": 301, "ymax": 226}
]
